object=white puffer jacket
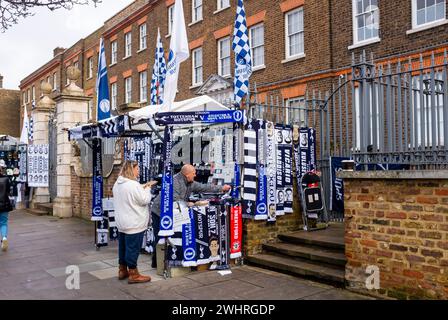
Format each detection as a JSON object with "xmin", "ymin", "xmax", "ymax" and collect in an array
[{"xmin": 112, "ymin": 176, "xmax": 152, "ymax": 234}]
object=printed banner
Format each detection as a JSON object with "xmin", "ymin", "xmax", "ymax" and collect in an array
[
  {"xmin": 266, "ymin": 121, "xmax": 277, "ymax": 222},
  {"xmin": 230, "ymin": 204, "xmax": 242, "ymax": 259},
  {"xmin": 91, "ymin": 138, "xmax": 104, "ymax": 221},
  {"xmin": 27, "ymin": 144, "xmax": 49, "ymax": 187},
  {"xmin": 159, "ymin": 126, "xmax": 175, "ymax": 236},
  {"xmin": 182, "ymin": 208, "xmax": 197, "ymax": 267},
  {"xmin": 154, "ymin": 110, "xmax": 245, "ymax": 125}
]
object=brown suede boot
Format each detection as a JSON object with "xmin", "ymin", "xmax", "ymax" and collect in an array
[
  {"xmin": 128, "ymin": 268, "xmax": 151, "ymax": 284},
  {"xmin": 118, "ymin": 265, "xmax": 129, "ymax": 280}
]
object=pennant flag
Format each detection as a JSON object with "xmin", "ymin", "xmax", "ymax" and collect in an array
[
  {"xmin": 96, "ymin": 38, "xmax": 111, "ymax": 121},
  {"xmin": 150, "ymin": 28, "xmax": 167, "ymax": 105},
  {"xmin": 162, "ymin": 0, "xmax": 189, "ymax": 110},
  {"xmin": 232, "ymin": 0, "xmax": 252, "ymax": 106},
  {"xmin": 20, "ymin": 104, "xmax": 30, "ymax": 144}
]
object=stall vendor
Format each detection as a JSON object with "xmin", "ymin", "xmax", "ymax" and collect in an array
[{"xmin": 150, "ymin": 164, "xmax": 231, "ymax": 268}]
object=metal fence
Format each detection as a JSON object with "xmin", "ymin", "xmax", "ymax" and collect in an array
[{"xmin": 238, "ymin": 50, "xmax": 448, "ymax": 221}]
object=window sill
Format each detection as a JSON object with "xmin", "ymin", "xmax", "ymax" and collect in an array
[
  {"xmin": 87, "ymin": 77, "xmax": 93, "ymax": 80},
  {"xmin": 218, "ymin": 73, "xmax": 232, "ymax": 78},
  {"xmin": 190, "ymin": 83, "xmax": 203, "ymax": 89},
  {"xmin": 188, "ymin": 19, "xmax": 203, "ymax": 27},
  {"xmin": 252, "ymin": 64, "xmax": 266, "ymax": 72},
  {"xmin": 137, "ymin": 48, "xmax": 147, "ymax": 54},
  {"xmin": 123, "ymin": 55, "xmax": 132, "ymax": 61},
  {"xmin": 138, "ymin": 100, "xmax": 147, "ymax": 104},
  {"xmin": 348, "ymin": 37, "xmax": 381, "ymax": 50},
  {"xmin": 166, "ymin": 34, "xmax": 171, "ymax": 39},
  {"xmin": 109, "ymin": 62, "xmax": 117, "ymax": 67},
  {"xmin": 213, "ymin": 6, "xmax": 231, "ymax": 15},
  {"xmin": 406, "ymin": 19, "xmax": 448, "ymax": 35},
  {"xmin": 281, "ymin": 54, "xmax": 306, "ymax": 64}
]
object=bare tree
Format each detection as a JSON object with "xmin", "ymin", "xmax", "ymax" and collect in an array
[{"xmin": 1, "ymin": 0, "xmax": 102, "ymax": 32}]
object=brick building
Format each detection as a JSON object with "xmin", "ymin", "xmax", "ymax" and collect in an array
[
  {"xmin": 18, "ymin": 0, "xmax": 448, "ymax": 298},
  {"xmin": 0, "ymin": 75, "xmax": 20, "ymax": 137}
]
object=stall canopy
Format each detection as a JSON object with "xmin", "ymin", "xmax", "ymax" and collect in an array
[{"xmin": 68, "ymin": 95, "xmax": 230, "ymax": 141}]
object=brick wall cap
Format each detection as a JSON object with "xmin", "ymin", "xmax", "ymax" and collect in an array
[{"xmin": 338, "ymin": 170, "xmax": 448, "ymax": 180}]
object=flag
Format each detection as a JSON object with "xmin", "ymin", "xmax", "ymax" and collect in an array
[
  {"xmin": 20, "ymin": 104, "xmax": 30, "ymax": 144},
  {"xmin": 96, "ymin": 38, "xmax": 111, "ymax": 121},
  {"xmin": 162, "ymin": 0, "xmax": 189, "ymax": 110},
  {"xmin": 150, "ymin": 28, "xmax": 167, "ymax": 105},
  {"xmin": 232, "ymin": 0, "xmax": 252, "ymax": 106}
]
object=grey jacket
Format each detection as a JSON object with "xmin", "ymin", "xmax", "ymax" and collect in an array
[{"xmin": 151, "ymin": 172, "xmax": 222, "ymax": 216}]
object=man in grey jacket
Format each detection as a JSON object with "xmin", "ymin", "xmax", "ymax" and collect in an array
[{"xmin": 150, "ymin": 164, "xmax": 231, "ymax": 268}]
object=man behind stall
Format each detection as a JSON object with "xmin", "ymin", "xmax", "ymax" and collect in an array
[{"xmin": 150, "ymin": 164, "xmax": 231, "ymax": 268}]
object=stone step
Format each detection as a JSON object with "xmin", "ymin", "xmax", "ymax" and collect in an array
[
  {"xmin": 246, "ymin": 253, "xmax": 345, "ymax": 286},
  {"xmin": 26, "ymin": 208, "xmax": 49, "ymax": 216},
  {"xmin": 278, "ymin": 224, "xmax": 345, "ymax": 251},
  {"xmin": 262, "ymin": 242, "xmax": 346, "ymax": 268},
  {"xmin": 36, "ymin": 203, "xmax": 53, "ymax": 215}
]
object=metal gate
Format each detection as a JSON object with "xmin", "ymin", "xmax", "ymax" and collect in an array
[{"xmin": 48, "ymin": 113, "xmax": 57, "ymax": 202}]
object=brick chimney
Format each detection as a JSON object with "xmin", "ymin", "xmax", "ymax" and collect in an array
[
  {"xmin": 0, "ymin": 74, "xmax": 3, "ymax": 89},
  {"xmin": 53, "ymin": 47, "xmax": 65, "ymax": 57}
]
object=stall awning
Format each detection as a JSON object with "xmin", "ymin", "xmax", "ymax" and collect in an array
[{"xmin": 68, "ymin": 95, "xmax": 230, "ymax": 141}]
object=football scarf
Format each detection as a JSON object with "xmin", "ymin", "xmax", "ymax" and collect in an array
[
  {"xmin": 165, "ymin": 224, "xmax": 183, "ymax": 267},
  {"xmin": 103, "ymin": 198, "xmax": 118, "ymax": 241},
  {"xmin": 194, "ymin": 206, "xmax": 211, "ymax": 265},
  {"xmin": 283, "ymin": 125, "xmax": 294, "ymax": 214},
  {"xmin": 218, "ymin": 204, "xmax": 230, "ymax": 268},
  {"xmin": 95, "ymin": 218, "xmax": 108, "ymax": 247},
  {"xmin": 207, "ymin": 205, "xmax": 220, "ymax": 263},
  {"xmin": 266, "ymin": 121, "xmax": 277, "ymax": 222},
  {"xmin": 159, "ymin": 126, "xmax": 174, "ymax": 237},
  {"xmin": 255, "ymin": 119, "xmax": 268, "ymax": 220},
  {"xmin": 91, "ymin": 138, "xmax": 104, "ymax": 221},
  {"xmin": 275, "ymin": 124, "xmax": 285, "ymax": 216},
  {"xmin": 182, "ymin": 208, "xmax": 197, "ymax": 267},
  {"xmin": 230, "ymin": 123, "xmax": 242, "ymax": 259},
  {"xmin": 242, "ymin": 119, "xmax": 257, "ymax": 219}
]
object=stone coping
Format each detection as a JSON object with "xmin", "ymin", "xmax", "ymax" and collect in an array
[{"xmin": 337, "ymin": 170, "xmax": 448, "ymax": 180}]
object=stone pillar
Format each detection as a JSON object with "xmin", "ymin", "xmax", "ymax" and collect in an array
[
  {"xmin": 31, "ymin": 82, "xmax": 55, "ymax": 206},
  {"xmin": 52, "ymin": 66, "xmax": 90, "ymax": 218}
]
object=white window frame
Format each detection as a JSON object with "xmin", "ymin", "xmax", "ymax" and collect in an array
[
  {"xmin": 216, "ymin": 0, "xmax": 230, "ymax": 11},
  {"xmin": 192, "ymin": 47, "xmax": 203, "ymax": 86},
  {"xmin": 111, "ymin": 40, "xmax": 118, "ymax": 64},
  {"xmin": 139, "ymin": 71, "xmax": 148, "ymax": 103},
  {"xmin": 139, "ymin": 24, "xmax": 147, "ymax": 51},
  {"xmin": 124, "ymin": 32, "xmax": 132, "ymax": 58},
  {"xmin": 32, "ymin": 86, "xmax": 35, "ymax": 102},
  {"xmin": 88, "ymin": 57, "xmax": 94, "ymax": 79},
  {"xmin": 23, "ymin": 92, "xmax": 26, "ymax": 105},
  {"xmin": 218, "ymin": 37, "xmax": 231, "ymax": 77},
  {"xmin": 40, "ymin": 80, "xmax": 44, "ymax": 96},
  {"xmin": 167, "ymin": 5, "xmax": 174, "ymax": 36},
  {"xmin": 249, "ymin": 23, "xmax": 265, "ymax": 69},
  {"xmin": 285, "ymin": 7, "xmax": 305, "ymax": 60},
  {"xmin": 352, "ymin": 0, "xmax": 380, "ymax": 46},
  {"xmin": 125, "ymin": 77, "xmax": 132, "ymax": 104},
  {"xmin": 53, "ymin": 73, "xmax": 57, "ymax": 91},
  {"xmin": 111, "ymin": 82, "xmax": 117, "ymax": 111},
  {"xmin": 411, "ymin": 0, "xmax": 447, "ymax": 30},
  {"xmin": 192, "ymin": 0, "xmax": 203, "ymax": 23},
  {"xmin": 287, "ymin": 97, "xmax": 306, "ymax": 125},
  {"xmin": 66, "ymin": 68, "xmax": 70, "ymax": 86}
]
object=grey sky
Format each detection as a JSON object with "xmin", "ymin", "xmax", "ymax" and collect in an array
[{"xmin": 0, "ymin": 0, "xmax": 134, "ymax": 90}]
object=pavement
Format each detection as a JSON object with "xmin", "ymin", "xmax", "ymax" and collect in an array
[{"xmin": 0, "ymin": 210, "xmax": 375, "ymax": 300}]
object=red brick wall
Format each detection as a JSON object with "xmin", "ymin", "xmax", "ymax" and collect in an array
[
  {"xmin": 0, "ymin": 89, "xmax": 20, "ymax": 137},
  {"xmin": 344, "ymin": 176, "xmax": 448, "ymax": 299}
]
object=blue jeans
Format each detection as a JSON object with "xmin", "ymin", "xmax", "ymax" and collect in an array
[
  {"xmin": 118, "ymin": 231, "xmax": 144, "ymax": 269},
  {"xmin": 151, "ymin": 213, "xmax": 160, "ymax": 266},
  {"xmin": 0, "ymin": 212, "xmax": 8, "ymax": 238}
]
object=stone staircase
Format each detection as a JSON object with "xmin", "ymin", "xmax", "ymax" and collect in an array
[
  {"xmin": 246, "ymin": 223, "xmax": 346, "ymax": 287},
  {"xmin": 26, "ymin": 203, "xmax": 53, "ymax": 216}
]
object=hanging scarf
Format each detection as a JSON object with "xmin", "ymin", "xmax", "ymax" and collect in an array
[
  {"xmin": 207, "ymin": 205, "xmax": 220, "ymax": 263},
  {"xmin": 194, "ymin": 206, "xmax": 211, "ymax": 265},
  {"xmin": 275, "ymin": 124, "xmax": 285, "ymax": 216},
  {"xmin": 91, "ymin": 138, "xmax": 104, "ymax": 221},
  {"xmin": 96, "ymin": 218, "xmax": 108, "ymax": 247},
  {"xmin": 266, "ymin": 121, "xmax": 277, "ymax": 222},
  {"xmin": 255, "ymin": 119, "xmax": 268, "ymax": 220},
  {"xmin": 283, "ymin": 125, "xmax": 294, "ymax": 213},
  {"xmin": 182, "ymin": 208, "xmax": 197, "ymax": 267},
  {"xmin": 159, "ymin": 126, "xmax": 175, "ymax": 237},
  {"xmin": 242, "ymin": 119, "xmax": 257, "ymax": 219}
]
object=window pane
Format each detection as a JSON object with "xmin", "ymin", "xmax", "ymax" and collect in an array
[
  {"xmin": 436, "ymin": 1, "xmax": 445, "ymax": 20},
  {"xmin": 427, "ymin": 4, "xmax": 436, "ymax": 22},
  {"xmin": 356, "ymin": 0, "xmax": 363, "ymax": 14},
  {"xmin": 417, "ymin": 0, "xmax": 426, "ymax": 10},
  {"xmin": 358, "ymin": 27, "xmax": 365, "ymax": 42},
  {"xmin": 288, "ymin": 11, "xmax": 299, "ymax": 34},
  {"xmin": 417, "ymin": 9, "xmax": 426, "ymax": 25},
  {"xmin": 427, "ymin": 0, "xmax": 435, "ymax": 7},
  {"xmin": 357, "ymin": 15, "xmax": 365, "ymax": 28}
]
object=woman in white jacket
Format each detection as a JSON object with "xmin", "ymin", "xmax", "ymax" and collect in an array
[{"xmin": 113, "ymin": 160, "xmax": 156, "ymax": 284}]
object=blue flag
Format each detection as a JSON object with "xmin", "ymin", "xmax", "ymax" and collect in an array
[
  {"xmin": 232, "ymin": 0, "xmax": 252, "ymax": 105},
  {"xmin": 96, "ymin": 38, "xmax": 111, "ymax": 121},
  {"xmin": 150, "ymin": 28, "xmax": 167, "ymax": 105}
]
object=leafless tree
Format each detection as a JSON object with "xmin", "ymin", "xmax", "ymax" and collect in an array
[{"xmin": 0, "ymin": 0, "xmax": 102, "ymax": 32}]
